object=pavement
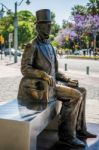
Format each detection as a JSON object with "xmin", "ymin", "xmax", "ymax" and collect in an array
[{"xmin": 0, "ymin": 55, "xmax": 99, "ymax": 124}]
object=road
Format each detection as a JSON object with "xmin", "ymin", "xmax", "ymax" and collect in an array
[{"xmin": 58, "ymin": 58, "xmax": 99, "ymax": 75}]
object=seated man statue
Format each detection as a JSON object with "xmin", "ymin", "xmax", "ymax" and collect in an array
[{"xmin": 18, "ymin": 9, "xmax": 96, "ymax": 148}]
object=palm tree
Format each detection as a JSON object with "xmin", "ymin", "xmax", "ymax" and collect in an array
[
  {"xmin": 87, "ymin": 0, "xmax": 99, "ymax": 15},
  {"xmin": 71, "ymin": 5, "xmax": 87, "ymax": 16},
  {"xmin": 62, "ymin": 20, "xmax": 73, "ymax": 29}
]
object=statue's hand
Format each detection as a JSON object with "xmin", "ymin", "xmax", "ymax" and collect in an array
[
  {"xmin": 64, "ymin": 77, "xmax": 71, "ymax": 82},
  {"xmin": 41, "ymin": 72, "xmax": 55, "ymax": 86},
  {"xmin": 44, "ymin": 75, "xmax": 55, "ymax": 86}
]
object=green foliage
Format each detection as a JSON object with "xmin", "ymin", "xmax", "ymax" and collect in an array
[
  {"xmin": 71, "ymin": 0, "xmax": 99, "ymax": 16},
  {"xmin": 67, "ymin": 55, "xmax": 99, "ymax": 60},
  {"xmin": 62, "ymin": 20, "xmax": 73, "ymax": 29},
  {"xmin": 18, "ymin": 21, "xmax": 32, "ymax": 46},
  {"xmin": 52, "ymin": 40, "xmax": 60, "ymax": 48},
  {"xmin": 50, "ymin": 11, "xmax": 60, "ymax": 38},
  {"xmin": 72, "ymin": 5, "xmax": 87, "ymax": 15},
  {"xmin": 0, "ymin": 10, "xmax": 60, "ymax": 47},
  {"xmin": 17, "ymin": 10, "xmax": 36, "ymax": 46},
  {"xmin": 17, "ymin": 10, "xmax": 36, "ymax": 22},
  {"xmin": 51, "ymin": 12, "xmax": 55, "ymax": 22},
  {"xmin": 87, "ymin": 0, "xmax": 99, "ymax": 14},
  {"xmin": 0, "ymin": 14, "xmax": 14, "ymax": 42},
  {"xmin": 0, "ymin": 10, "xmax": 36, "ymax": 47},
  {"xmin": 51, "ymin": 23, "xmax": 60, "ymax": 37},
  {"xmin": 49, "ymin": 34, "xmax": 54, "ymax": 41}
]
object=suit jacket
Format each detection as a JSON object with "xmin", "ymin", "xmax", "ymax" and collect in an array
[{"xmin": 18, "ymin": 37, "xmax": 69, "ymax": 104}]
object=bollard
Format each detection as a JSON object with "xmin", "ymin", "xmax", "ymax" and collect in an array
[
  {"xmin": 0, "ymin": 52, "xmax": 3, "ymax": 60},
  {"xmin": 65, "ymin": 64, "xmax": 67, "ymax": 71},
  {"xmin": 86, "ymin": 66, "xmax": 89, "ymax": 75}
]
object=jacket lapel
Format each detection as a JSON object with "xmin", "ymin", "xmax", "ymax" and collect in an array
[{"xmin": 37, "ymin": 42, "xmax": 52, "ymax": 66}]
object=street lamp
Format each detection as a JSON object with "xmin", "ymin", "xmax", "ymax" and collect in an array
[
  {"xmin": 0, "ymin": 3, "xmax": 11, "ymax": 18},
  {"xmin": 14, "ymin": 0, "xmax": 30, "ymax": 63},
  {"xmin": 92, "ymin": 28, "xmax": 97, "ymax": 56},
  {"xmin": 0, "ymin": 3, "xmax": 11, "ymax": 59},
  {"xmin": 0, "ymin": 1, "xmax": 30, "ymax": 62}
]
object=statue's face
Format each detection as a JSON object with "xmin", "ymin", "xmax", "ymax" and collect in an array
[{"xmin": 36, "ymin": 22, "xmax": 51, "ymax": 39}]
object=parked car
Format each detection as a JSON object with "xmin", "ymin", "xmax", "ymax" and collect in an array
[
  {"xmin": 0, "ymin": 47, "xmax": 5, "ymax": 54},
  {"xmin": 10, "ymin": 48, "xmax": 22, "ymax": 56},
  {"xmin": 74, "ymin": 49, "xmax": 92, "ymax": 55},
  {"xmin": 0, "ymin": 50, "xmax": 4, "ymax": 54},
  {"xmin": 4, "ymin": 48, "xmax": 10, "ymax": 55},
  {"xmin": 4, "ymin": 48, "xmax": 22, "ymax": 56},
  {"xmin": 74, "ymin": 50, "xmax": 80, "ymax": 55}
]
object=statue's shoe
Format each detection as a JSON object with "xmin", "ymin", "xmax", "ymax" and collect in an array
[
  {"xmin": 59, "ymin": 137, "xmax": 86, "ymax": 148},
  {"xmin": 77, "ymin": 130, "xmax": 97, "ymax": 139}
]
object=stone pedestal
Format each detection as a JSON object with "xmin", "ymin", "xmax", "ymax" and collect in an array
[{"xmin": 0, "ymin": 99, "xmax": 61, "ymax": 150}]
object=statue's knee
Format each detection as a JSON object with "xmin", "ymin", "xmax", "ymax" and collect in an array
[
  {"xmin": 83, "ymin": 88, "xmax": 87, "ymax": 94},
  {"xmin": 79, "ymin": 87, "xmax": 87, "ymax": 95},
  {"xmin": 71, "ymin": 89, "xmax": 82, "ymax": 101},
  {"xmin": 77, "ymin": 92, "xmax": 82, "ymax": 101}
]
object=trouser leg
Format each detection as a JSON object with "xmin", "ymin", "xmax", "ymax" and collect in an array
[
  {"xmin": 76, "ymin": 87, "xmax": 87, "ymax": 131},
  {"xmin": 55, "ymin": 85, "xmax": 82, "ymax": 140}
]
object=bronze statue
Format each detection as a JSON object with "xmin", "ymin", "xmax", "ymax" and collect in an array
[{"xmin": 18, "ymin": 9, "xmax": 96, "ymax": 148}]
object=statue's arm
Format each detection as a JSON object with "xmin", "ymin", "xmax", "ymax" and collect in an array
[
  {"xmin": 55, "ymin": 57, "xmax": 78, "ymax": 86},
  {"xmin": 54, "ymin": 57, "xmax": 70, "ymax": 82},
  {"xmin": 21, "ymin": 43, "xmax": 48, "ymax": 79},
  {"xmin": 56, "ymin": 70, "xmax": 70, "ymax": 82},
  {"xmin": 21, "ymin": 42, "xmax": 54, "ymax": 86},
  {"xmin": 56, "ymin": 70, "xmax": 78, "ymax": 87}
]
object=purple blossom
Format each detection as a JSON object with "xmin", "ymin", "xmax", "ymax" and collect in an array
[
  {"xmin": 55, "ymin": 28, "xmax": 77, "ymax": 47},
  {"xmin": 74, "ymin": 14, "xmax": 99, "ymax": 33}
]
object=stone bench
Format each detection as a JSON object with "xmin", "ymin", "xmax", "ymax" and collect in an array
[{"xmin": 0, "ymin": 99, "xmax": 61, "ymax": 150}]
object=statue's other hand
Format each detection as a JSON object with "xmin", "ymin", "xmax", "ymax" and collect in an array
[
  {"xmin": 72, "ymin": 80, "xmax": 79, "ymax": 84},
  {"xmin": 68, "ymin": 79, "xmax": 79, "ymax": 87}
]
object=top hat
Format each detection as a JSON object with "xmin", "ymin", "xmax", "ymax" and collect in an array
[{"xmin": 36, "ymin": 9, "xmax": 51, "ymax": 22}]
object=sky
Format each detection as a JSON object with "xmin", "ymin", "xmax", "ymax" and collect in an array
[{"xmin": 0, "ymin": 0, "xmax": 89, "ymax": 25}]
